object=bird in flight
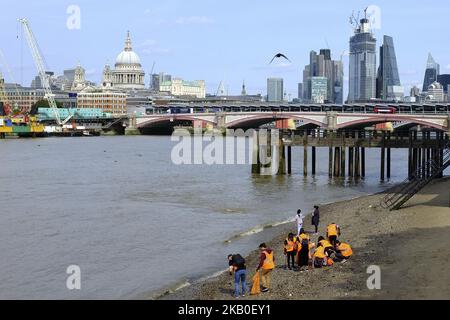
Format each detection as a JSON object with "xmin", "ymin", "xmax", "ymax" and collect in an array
[{"xmin": 269, "ymin": 53, "xmax": 291, "ymax": 64}]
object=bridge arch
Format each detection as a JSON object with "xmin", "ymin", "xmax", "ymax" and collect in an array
[
  {"xmin": 225, "ymin": 113, "xmax": 326, "ymax": 129},
  {"xmin": 137, "ymin": 115, "xmax": 216, "ymax": 129},
  {"xmin": 337, "ymin": 116, "xmax": 448, "ymax": 131}
]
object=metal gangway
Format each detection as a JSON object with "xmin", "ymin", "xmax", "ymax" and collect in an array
[{"xmin": 381, "ymin": 139, "xmax": 450, "ymax": 210}]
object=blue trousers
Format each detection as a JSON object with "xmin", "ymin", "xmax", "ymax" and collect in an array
[{"xmin": 234, "ymin": 269, "xmax": 246, "ymax": 296}]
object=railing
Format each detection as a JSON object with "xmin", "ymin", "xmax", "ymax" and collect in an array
[{"xmin": 381, "ymin": 139, "xmax": 450, "ymax": 210}]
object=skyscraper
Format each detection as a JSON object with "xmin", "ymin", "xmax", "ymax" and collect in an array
[
  {"xmin": 302, "ymin": 49, "xmax": 343, "ymax": 103},
  {"xmin": 422, "ymin": 53, "xmax": 440, "ymax": 92},
  {"xmin": 376, "ymin": 35, "xmax": 403, "ymax": 101},
  {"xmin": 267, "ymin": 78, "xmax": 284, "ymax": 102},
  {"xmin": 348, "ymin": 15, "xmax": 377, "ymax": 102}
]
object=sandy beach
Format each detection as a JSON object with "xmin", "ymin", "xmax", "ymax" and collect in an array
[{"xmin": 161, "ymin": 178, "xmax": 450, "ymax": 300}]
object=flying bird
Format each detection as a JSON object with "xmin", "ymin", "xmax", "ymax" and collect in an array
[{"xmin": 269, "ymin": 53, "xmax": 291, "ymax": 64}]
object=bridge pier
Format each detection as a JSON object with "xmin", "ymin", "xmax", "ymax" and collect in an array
[{"xmin": 340, "ymin": 146, "xmax": 346, "ymax": 177}]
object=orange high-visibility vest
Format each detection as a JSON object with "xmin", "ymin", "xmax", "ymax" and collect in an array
[
  {"xmin": 285, "ymin": 238, "xmax": 295, "ymax": 252},
  {"xmin": 337, "ymin": 243, "xmax": 353, "ymax": 257},
  {"xmin": 313, "ymin": 246, "xmax": 326, "ymax": 259},
  {"xmin": 319, "ymin": 239, "xmax": 333, "ymax": 249},
  {"xmin": 327, "ymin": 224, "xmax": 338, "ymax": 237},
  {"xmin": 262, "ymin": 251, "xmax": 275, "ymax": 270},
  {"xmin": 299, "ymin": 233, "xmax": 310, "ymax": 241}
]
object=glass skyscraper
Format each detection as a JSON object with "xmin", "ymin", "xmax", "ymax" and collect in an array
[
  {"xmin": 376, "ymin": 35, "xmax": 403, "ymax": 101},
  {"xmin": 348, "ymin": 18, "xmax": 377, "ymax": 102},
  {"xmin": 302, "ymin": 49, "xmax": 343, "ymax": 103},
  {"xmin": 423, "ymin": 53, "xmax": 440, "ymax": 92}
]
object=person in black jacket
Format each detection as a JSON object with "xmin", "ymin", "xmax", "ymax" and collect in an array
[
  {"xmin": 311, "ymin": 205, "xmax": 320, "ymax": 234},
  {"xmin": 228, "ymin": 254, "xmax": 247, "ymax": 298}
]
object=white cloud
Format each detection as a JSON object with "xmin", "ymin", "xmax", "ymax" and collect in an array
[
  {"xmin": 446, "ymin": 64, "xmax": 450, "ymax": 70},
  {"xmin": 175, "ymin": 16, "xmax": 215, "ymax": 25}
]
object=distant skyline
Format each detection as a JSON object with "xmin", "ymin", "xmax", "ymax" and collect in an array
[{"xmin": 0, "ymin": 0, "xmax": 449, "ymax": 98}]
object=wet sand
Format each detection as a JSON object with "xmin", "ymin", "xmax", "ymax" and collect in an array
[{"xmin": 161, "ymin": 179, "xmax": 450, "ymax": 300}]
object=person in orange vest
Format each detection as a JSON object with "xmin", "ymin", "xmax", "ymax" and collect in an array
[
  {"xmin": 312, "ymin": 242, "xmax": 329, "ymax": 268},
  {"xmin": 256, "ymin": 243, "xmax": 275, "ymax": 293},
  {"xmin": 326, "ymin": 223, "xmax": 341, "ymax": 247},
  {"xmin": 334, "ymin": 240, "xmax": 353, "ymax": 263},
  {"xmin": 318, "ymin": 236, "xmax": 335, "ymax": 258},
  {"xmin": 283, "ymin": 233, "xmax": 296, "ymax": 270}
]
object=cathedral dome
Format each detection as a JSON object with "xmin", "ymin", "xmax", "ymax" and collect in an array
[{"xmin": 115, "ymin": 31, "xmax": 142, "ymax": 68}]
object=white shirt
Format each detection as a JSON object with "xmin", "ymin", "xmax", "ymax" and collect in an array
[{"xmin": 295, "ymin": 214, "xmax": 303, "ymax": 225}]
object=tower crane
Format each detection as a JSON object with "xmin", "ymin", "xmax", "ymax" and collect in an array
[{"xmin": 18, "ymin": 18, "xmax": 72, "ymax": 127}]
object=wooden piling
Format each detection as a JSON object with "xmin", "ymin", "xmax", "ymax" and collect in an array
[
  {"xmin": 354, "ymin": 147, "xmax": 360, "ymax": 178},
  {"xmin": 328, "ymin": 147, "xmax": 333, "ymax": 177},
  {"xmin": 334, "ymin": 147, "xmax": 340, "ymax": 177},
  {"xmin": 287, "ymin": 145, "xmax": 292, "ymax": 174},
  {"xmin": 348, "ymin": 147, "xmax": 354, "ymax": 178},
  {"xmin": 303, "ymin": 145, "xmax": 308, "ymax": 176},
  {"xmin": 361, "ymin": 147, "xmax": 366, "ymax": 178},
  {"xmin": 312, "ymin": 146, "xmax": 316, "ymax": 175}
]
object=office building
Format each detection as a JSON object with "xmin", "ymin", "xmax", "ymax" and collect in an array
[
  {"xmin": 423, "ymin": 53, "xmax": 440, "ymax": 92},
  {"xmin": 267, "ymin": 78, "xmax": 284, "ymax": 102},
  {"xmin": 348, "ymin": 15, "xmax": 377, "ymax": 102},
  {"xmin": 376, "ymin": 35, "xmax": 403, "ymax": 101},
  {"xmin": 302, "ymin": 49, "xmax": 343, "ymax": 104}
]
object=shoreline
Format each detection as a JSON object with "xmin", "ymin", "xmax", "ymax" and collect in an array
[
  {"xmin": 159, "ymin": 178, "xmax": 450, "ymax": 300},
  {"xmin": 148, "ymin": 191, "xmax": 385, "ymax": 300}
]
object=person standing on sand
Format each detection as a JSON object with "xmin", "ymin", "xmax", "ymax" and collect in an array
[
  {"xmin": 326, "ymin": 223, "xmax": 341, "ymax": 247},
  {"xmin": 295, "ymin": 209, "xmax": 304, "ymax": 236},
  {"xmin": 311, "ymin": 205, "xmax": 320, "ymax": 234},
  {"xmin": 228, "ymin": 254, "xmax": 247, "ymax": 298},
  {"xmin": 283, "ymin": 233, "xmax": 296, "ymax": 270},
  {"xmin": 256, "ymin": 243, "xmax": 275, "ymax": 293}
]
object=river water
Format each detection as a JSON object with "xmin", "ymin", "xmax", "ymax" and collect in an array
[{"xmin": 0, "ymin": 136, "xmax": 412, "ymax": 299}]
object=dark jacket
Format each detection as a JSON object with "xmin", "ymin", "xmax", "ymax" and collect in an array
[
  {"xmin": 312, "ymin": 209, "xmax": 320, "ymax": 225},
  {"xmin": 229, "ymin": 254, "xmax": 246, "ymax": 271}
]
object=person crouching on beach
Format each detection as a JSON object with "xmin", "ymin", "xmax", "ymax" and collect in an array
[
  {"xmin": 295, "ymin": 209, "xmax": 304, "ymax": 236},
  {"xmin": 326, "ymin": 222, "xmax": 341, "ymax": 247},
  {"xmin": 228, "ymin": 254, "xmax": 247, "ymax": 298},
  {"xmin": 312, "ymin": 242, "xmax": 329, "ymax": 268},
  {"xmin": 318, "ymin": 236, "xmax": 335, "ymax": 258},
  {"xmin": 256, "ymin": 243, "xmax": 275, "ymax": 293},
  {"xmin": 333, "ymin": 240, "xmax": 353, "ymax": 263},
  {"xmin": 284, "ymin": 233, "xmax": 296, "ymax": 270}
]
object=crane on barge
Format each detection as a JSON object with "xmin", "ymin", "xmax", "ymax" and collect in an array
[{"xmin": 18, "ymin": 18, "xmax": 73, "ymax": 129}]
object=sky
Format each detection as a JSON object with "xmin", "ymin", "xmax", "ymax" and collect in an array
[{"xmin": 0, "ymin": 0, "xmax": 449, "ymax": 98}]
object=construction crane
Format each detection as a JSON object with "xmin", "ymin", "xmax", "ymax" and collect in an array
[{"xmin": 18, "ymin": 18, "xmax": 72, "ymax": 126}]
